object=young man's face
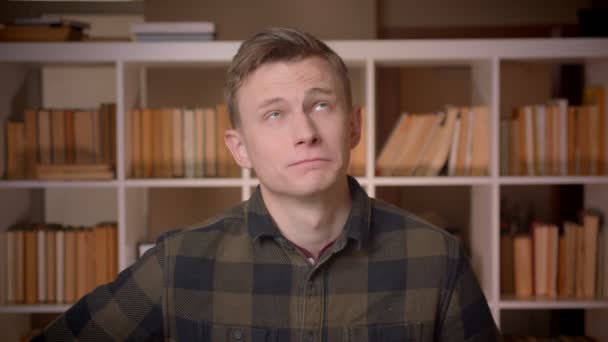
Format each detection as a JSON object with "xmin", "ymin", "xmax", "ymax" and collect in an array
[{"xmin": 225, "ymin": 56, "xmax": 361, "ymax": 198}]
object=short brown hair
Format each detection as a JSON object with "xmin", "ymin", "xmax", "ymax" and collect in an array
[{"xmin": 224, "ymin": 27, "xmax": 352, "ymax": 128}]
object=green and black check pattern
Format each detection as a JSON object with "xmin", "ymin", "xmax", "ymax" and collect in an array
[{"xmin": 34, "ymin": 176, "xmax": 499, "ymax": 341}]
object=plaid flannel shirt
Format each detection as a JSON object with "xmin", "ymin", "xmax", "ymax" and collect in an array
[{"xmin": 34, "ymin": 176, "xmax": 499, "ymax": 341}]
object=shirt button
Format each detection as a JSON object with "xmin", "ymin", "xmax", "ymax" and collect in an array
[{"xmin": 232, "ymin": 329, "xmax": 243, "ymax": 340}]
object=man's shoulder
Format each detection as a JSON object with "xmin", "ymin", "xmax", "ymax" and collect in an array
[
  {"xmin": 370, "ymin": 198, "xmax": 462, "ymax": 259},
  {"xmin": 154, "ymin": 201, "xmax": 248, "ymax": 251}
]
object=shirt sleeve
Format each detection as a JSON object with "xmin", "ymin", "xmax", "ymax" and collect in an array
[
  {"xmin": 31, "ymin": 241, "xmax": 166, "ymax": 342},
  {"xmin": 437, "ymin": 243, "xmax": 501, "ymax": 342}
]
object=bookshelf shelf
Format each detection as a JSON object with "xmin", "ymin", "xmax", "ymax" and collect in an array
[
  {"xmin": 0, "ymin": 305, "xmax": 72, "ymax": 314},
  {"xmin": 0, "ymin": 180, "xmax": 119, "ymax": 189},
  {"xmin": 373, "ymin": 176, "xmax": 493, "ymax": 186},
  {"xmin": 498, "ymin": 176, "xmax": 608, "ymax": 185},
  {"xmin": 499, "ymin": 299, "xmax": 608, "ymax": 310},
  {"xmin": 1, "ymin": 38, "xmax": 608, "ymax": 340}
]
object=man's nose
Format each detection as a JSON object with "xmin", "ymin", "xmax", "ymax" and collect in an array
[{"xmin": 291, "ymin": 112, "xmax": 320, "ymax": 146}]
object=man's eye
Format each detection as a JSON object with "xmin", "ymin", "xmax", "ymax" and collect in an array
[
  {"xmin": 313, "ymin": 102, "xmax": 328, "ymax": 111},
  {"xmin": 266, "ymin": 111, "xmax": 281, "ymax": 119}
]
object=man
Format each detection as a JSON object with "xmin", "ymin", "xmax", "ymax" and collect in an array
[{"xmin": 35, "ymin": 27, "xmax": 499, "ymax": 341}]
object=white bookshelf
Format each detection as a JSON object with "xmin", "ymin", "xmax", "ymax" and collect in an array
[{"xmin": 1, "ymin": 39, "xmax": 607, "ymax": 339}]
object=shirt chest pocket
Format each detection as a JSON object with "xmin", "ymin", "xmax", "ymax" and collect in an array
[{"xmin": 348, "ymin": 322, "xmax": 423, "ymax": 342}]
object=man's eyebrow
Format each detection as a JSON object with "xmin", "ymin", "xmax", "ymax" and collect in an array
[
  {"xmin": 307, "ymin": 87, "xmax": 335, "ymax": 97},
  {"xmin": 257, "ymin": 97, "xmax": 286, "ymax": 110}
]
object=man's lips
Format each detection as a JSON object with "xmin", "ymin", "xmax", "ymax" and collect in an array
[{"xmin": 288, "ymin": 158, "xmax": 331, "ymax": 167}]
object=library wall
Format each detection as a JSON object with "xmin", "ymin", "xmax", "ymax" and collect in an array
[
  {"xmin": 144, "ymin": 0, "xmax": 376, "ymax": 40},
  {"xmin": 381, "ymin": 0, "xmax": 591, "ymax": 28}
]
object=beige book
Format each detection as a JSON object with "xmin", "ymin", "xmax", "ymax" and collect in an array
[
  {"xmin": 94, "ymin": 224, "xmax": 108, "ymax": 286},
  {"xmin": 546, "ymin": 224, "xmax": 559, "ymax": 298},
  {"xmin": 513, "ymin": 234, "xmax": 534, "ymax": 298},
  {"xmin": 75, "ymin": 228, "xmax": 88, "ymax": 300},
  {"xmin": 6, "ymin": 121, "xmax": 26, "ymax": 179},
  {"xmin": 183, "ymin": 109, "xmax": 196, "ymax": 178},
  {"xmin": 390, "ymin": 114, "xmax": 427, "ymax": 176},
  {"xmin": 376, "ymin": 113, "xmax": 410, "ymax": 176},
  {"xmin": 38, "ymin": 109, "xmax": 52, "ymax": 165},
  {"xmin": 455, "ymin": 107, "xmax": 471, "ymax": 176},
  {"xmin": 172, "ymin": 108, "xmax": 184, "ymax": 177},
  {"xmin": 6, "ymin": 226, "xmax": 17, "ymax": 303},
  {"xmin": 533, "ymin": 223, "xmax": 549, "ymax": 297},
  {"xmin": 152, "ymin": 109, "xmax": 164, "ymax": 178},
  {"xmin": 194, "ymin": 108, "xmax": 205, "ymax": 178},
  {"xmin": 46, "ymin": 228, "xmax": 57, "ymax": 303},
  {"xmin": 447, "ymin": 110, "xmax": 462, "ymax": 176},
  {"xmin": 24, "ymin": 109, "xmax": 38, "ymax": 178},
  {"xmin": 141, "ymin": 108, "xmax": 154, "ymax": 178},
  {"xmin": 85, "ymin": 228, "xmax": 96, "ymax": 294},
  {"xmin": 415, "ymin": 108, "xmax": 458, "ymax": 177},
  {"xmin": 204, "ymin": 107, "xmax": 217, "ymax": 177},
  {"xmin": 401, "ymin": 113, "xmax": 441, "ymax": 176},
  {"xmin": 161, "ymin": 108, "xmax": 173, "ymax": 178},
  {"xmin": 73, "ymin": 110, "xmax": 95, "ymax": 164},
  {"xmin": 55, "ymin": 227, "xmax": 65, "ymax": 303},
  {"xmin": 24, "ymin": 226, "xmax": 37, "ymax": 304},
  {"xmin": 575, "ymin": 223, "xmax": 585, "ymax": 298},
  {"xmin": 559, "ymin": 222, "xmax": 578, "ymax": 297},
  {"xmin": 583, "ymin": 213, "xmax": 599, "ymax": 298},
  {"xmin": 15, "ymin": 228, "xmax": 25, "ymax": 303},
  {"xmin": 51, "ymin": 110, "xmax": 65, "ymax": 164},
  {"xmin": 131, "ymin": 109, "xmax": 142, "ymax": 178},
  {"xmin": 64, "ymin": 227, "xmax": 77, "ymax": 303},
  {"xmin": 470, "ymin": 106, "xmax": 490, "ymax": 176}
]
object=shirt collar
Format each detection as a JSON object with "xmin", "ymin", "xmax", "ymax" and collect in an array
[{"xmin": 246, "ymin": 175, "xmax": 371, "ymax": 248}]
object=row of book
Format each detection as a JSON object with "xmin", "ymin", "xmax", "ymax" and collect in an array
[
  {"xmin": 4, "ymin": 222, "xmax": 118, "ymax": 304},
  {"xmin": 5, "ymin": 104, "xmax": 116, "ymax": 180},
  {"xmin": 376, "ymin": 106, "xmax": 489, "ymax": 176},
  {"xmin": 500, "ymin": 211, "xmax": 607, "ymax": 299},
  {"xmin": 501, "ymin": 87, "xmax": 607, "ymax": 176},
  {"xmin": 130, "ymin": 105, "xmax": 240, "ymax": 178},
  {"xmin": 502, "ymin": 336, "xmax": 599, "ymax": 342}
]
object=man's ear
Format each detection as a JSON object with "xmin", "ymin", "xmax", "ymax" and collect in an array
[
  {"xmin": 349, "ymin": 106, "xmax": 362, "ymax": 150},
  {"xmin": 224, "ymin": 129, "xmax": 252, "ymax": 169}
]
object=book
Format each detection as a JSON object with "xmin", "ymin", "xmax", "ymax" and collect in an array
[
  {"xmin": 24, "ymin": 109, "xmax": 38, "ymax": 179},
  {"xmin": 470, "ymin": 106, "xmax": 490, "ymax": 176},
  {"xmin": 141, "ymin": 108, "xmax": 154, "ymax": 178},
  {"xmin": 513, "ymin": 233, "xmax": 534, "ymax": 298},
  {"xmin": 194, "ymin": 108, "xmax": 205, "ymax": 178},
  {"xmin": 131, "ymin": 109, "xmax": 142, "ymax": 178},
  {"xmin": 204, "ymin": 107, "xmax": 217, "ymax": 176},
  {"xmin": 172, "ymin": 108, "xmax": 184, "ymax": 177},
  {"xmin": 37, "ymin": 226, "xmax": 46, "ymax": 303},
  {"xmin": 376, "ymin": 113, "xmax": 410, "ymax": 176},
  {"xmin": 583, "ymin": 212, "xmax": 599, "ymax": 298},
  {"xmin": 73, "ymin": 110, "xmax": 95, "ymax": 164},
  {"xmin": 63, "ymin": 227, "xmax": 77, "ymax": 303},
  {"xmin": 447, "ymin": 110, "xmax": 461, "ymax": 176},
  {"xmin": 55, "ymin": 227, "xmax": 64, "ymax": 303},
  {"xmin": 6, "ymin": 121, "xmax": 25, "ymax": 179},
  {"xmin": 24, "ymin": 224, "xmax": 38, "ymax": 304},
  {"xmin": 6, "ymin": 226, "xmax": 17, "ymax": 303},
  {"xmin": 183, "ymin": 108, "xmax": 196, "ymax": 178},
  {"xmin": 414, "ymin": 107, "xmax": 458, "ymax": 177}
]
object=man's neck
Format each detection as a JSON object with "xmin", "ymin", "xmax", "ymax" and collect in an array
[{"xmin": 260, "ymin": 177, "xmax": 352, "ymax": 259}]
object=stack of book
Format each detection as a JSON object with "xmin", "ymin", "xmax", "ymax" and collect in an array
[
  {"xmin": 0, "ymin": 17, "xmax": 89, "ymax": 42},
  {"xmin": 500, "ymin": 210, "xmax": 607, "ymax": 299},
  {"xmin": 501, "ymin": 86, "xmax": 607, "ymax": 176},
  {"xmin": 4, "ymin": 222, "xmax": 118, "ymax": 304},
  {"xmin": 4, "ymin": 103, "xmax": 116, "ymax": 181},
  {"xmin": 376, "ymin": 106, "xmax": 489, "ymax": 177},
  {"xmin": 130, "ymin": 104, "xmax": 240, "ymax": 178},
  {"xmin": 130, "ymin": 21, "xmax": 215, "ymax": 42},
  {"xmin": 502, "ymin": 336, "xmax": 599, "ymax": 341}
]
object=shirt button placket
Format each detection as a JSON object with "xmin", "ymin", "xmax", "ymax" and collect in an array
[{"xmin": 232, "ymin": 328, "xmax": 243, "ymax": 341}]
